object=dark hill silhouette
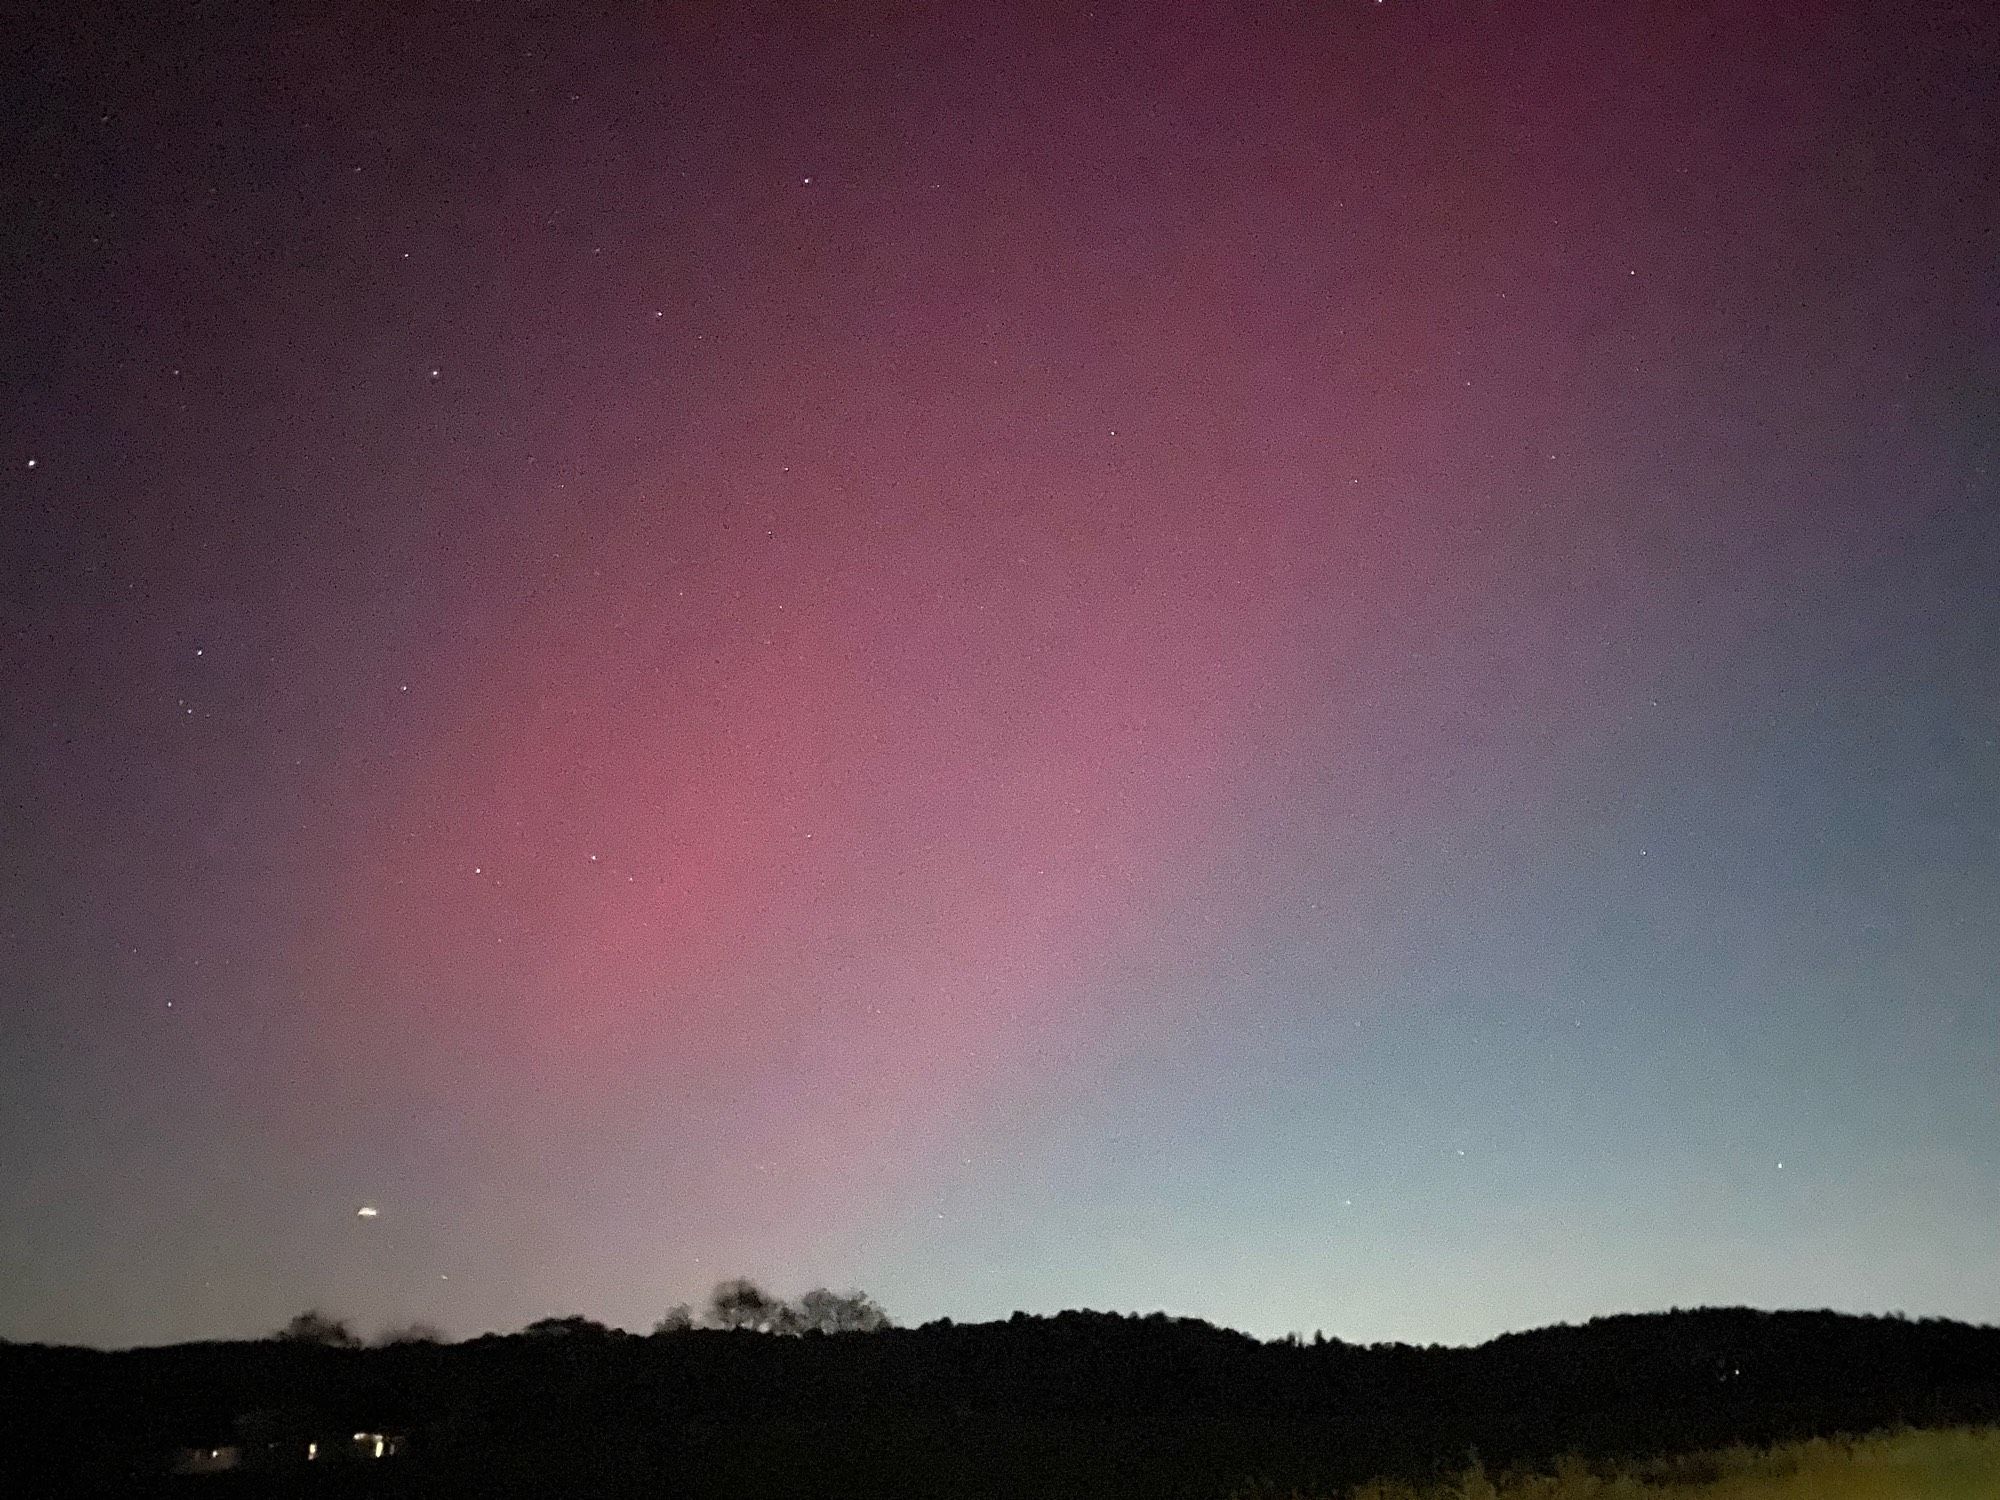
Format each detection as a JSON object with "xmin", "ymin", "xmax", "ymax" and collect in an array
[{"xmin": 5, "ymin": 1305, "xmax": 1997, "ymax": 1497}]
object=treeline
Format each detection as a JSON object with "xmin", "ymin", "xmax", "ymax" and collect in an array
[
  {"xmin": 272, "ymin": 1278, "xmax": 890, "ymax": 1348},
  {"xmin": 5, "ymin": 1304, "xmax": 1999, "ymax": 1497}
]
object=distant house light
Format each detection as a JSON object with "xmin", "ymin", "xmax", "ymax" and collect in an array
[
  {"xmin": 307, "ymin": 1441, "xmax": 317, "ymax": 1460},
  {"xmin": 171, "ymin": 1444, "xmax": 242, "ymax": 1474}
]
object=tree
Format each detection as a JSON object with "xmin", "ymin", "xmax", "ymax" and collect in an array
[
  {"xmin": 651, "ymin": 1304, "xmax": 695, "ymax": 1334},
  {"xmin": 795, "ymin": 1287, "xmax": 891, "ymax": 1334},
  {"xmin": 520, "ymin": 1315, "xmax": 616, "ymax": 1339},
  {"xmin": 693, "ymin": 1278, "xmax": 890, "ymax": 1333},
  {"xmin": 377, "ymin": 1321, "xmax": 447, "ymax": 1345},
  {"xmin": 276, "ymin": 1310, "xmax": 359, "ymax": 1347},
  {"xmin": 707, "ymin": 1278, "xmax": 781, "ymax": 1331}
]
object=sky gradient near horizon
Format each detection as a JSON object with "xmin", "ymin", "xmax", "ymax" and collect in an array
[{"xmin": 4, "ymin": 1, "xmax": 1997, "ymax": 1349}]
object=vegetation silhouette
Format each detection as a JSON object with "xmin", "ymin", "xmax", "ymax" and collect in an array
[
  {"xmin": 6, "ymin": 1298, "xmax": 1999, "ymax": 1497},
  {"xmin": 374, "ymin": 1321, "xmax": 445, "ymax": 1348},
  {"xmin": 273, "ymin": 1309, "xmax": 359, "ymax": 1348}
]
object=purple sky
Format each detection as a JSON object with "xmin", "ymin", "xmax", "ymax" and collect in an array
[{"xmin": 4, "ymin": 1, "xmax": 1997, "ymax": 1348}]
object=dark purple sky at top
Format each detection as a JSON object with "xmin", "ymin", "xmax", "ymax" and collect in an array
[{"xmin": 3, "ymin": 2, "xmax": 1997, "ymax": 1349}]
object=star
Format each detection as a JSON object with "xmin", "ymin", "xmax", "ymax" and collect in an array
[{"xmin": 356, "ymin": 1205, "xmax": 380, "ymax": 1218}]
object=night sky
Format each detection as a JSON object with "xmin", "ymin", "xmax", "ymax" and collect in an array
[{"xmin": 5, "ymin": 2, "xmax": 1997, "ymax": 1351}]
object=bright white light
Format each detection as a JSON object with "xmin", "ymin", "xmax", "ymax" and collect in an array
[{"xmin": 356, "ymin": 1205, "xmax": 379, "ymax": 1218}]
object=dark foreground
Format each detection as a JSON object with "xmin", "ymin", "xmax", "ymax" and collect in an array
[{"xmin": 7, "ymin": 1307, "xmax": 1999, "ymax": 1497}]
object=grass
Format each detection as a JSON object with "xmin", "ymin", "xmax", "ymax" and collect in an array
[{"xmin": 1340, "ymin": 1427, "xmax": 2000, "ymax": 1500}]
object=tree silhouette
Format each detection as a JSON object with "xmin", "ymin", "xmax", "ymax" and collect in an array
[
  {"xmin": 520, "ymin": 1314, "xmax": 617, "ymax": 1339},
  {"xmin": 275, "ymin": 1309, "xmax": 358, "ymax": 1347},
  {"xmin": 378, "ymin": 1320, "xmax": 447, "ymax": 1345},
  {"xmin": 707, "ymin": 1277, "xmax": 781, "ymax": 1330},
  {"xmin": 796, "ymin": 1287, "xmax": 891, "ymax": 1334},
  {"xmin": 652, "ymin": 1303, "xmax": 696, "ymax": 1334}
]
